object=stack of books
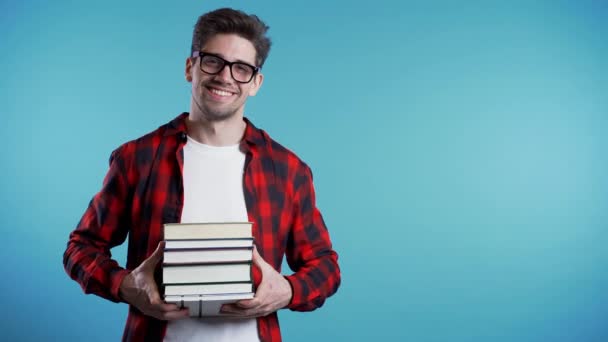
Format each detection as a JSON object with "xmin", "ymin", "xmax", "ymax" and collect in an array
[{"xmin": 162, "ymin": 222, "xmax": 255, "ymax": 317}]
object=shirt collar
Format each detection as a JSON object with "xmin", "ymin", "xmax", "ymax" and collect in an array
[{"xmin": 163, "ymin": 112, "xmax": 266, "ymax": 149}]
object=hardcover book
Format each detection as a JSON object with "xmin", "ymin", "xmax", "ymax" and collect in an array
[
  {"xmin": 165, "ymin": 293, "xmax": 254, "ymax": 317},
  {"xmin": 163, "ymin": 222, "xmax": 252, "ymax": 240}
]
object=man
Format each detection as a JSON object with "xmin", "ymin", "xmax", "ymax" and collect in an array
[{"xmin": 63, "ymin": 8, "xmax": 341, "ymax": 342}]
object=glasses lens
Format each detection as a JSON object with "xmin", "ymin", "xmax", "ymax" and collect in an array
[
  {"xmin": 231, "ymin": 63, "xmax": 255, "ymax": 83},
  {"xmin": 200, "ymin": 55, "xmax": 224, "ymax": 74}
]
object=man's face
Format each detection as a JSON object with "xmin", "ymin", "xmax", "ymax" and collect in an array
[{"xmin": 186, "ymin": 33, "xmax": 263, "ymax": 121}]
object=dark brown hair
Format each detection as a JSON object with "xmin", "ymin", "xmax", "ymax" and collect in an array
[{"xmin": 191, "ymin": 8, "xmax": 272, "ymax": 67}]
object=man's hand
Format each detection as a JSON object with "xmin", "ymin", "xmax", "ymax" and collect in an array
[
  {"xmin": 119, "ymin": 242, "xmax": 189, "ymax": 320},
  {"xmin": 221, "ymin": 247, "xmax": 293, "ymax": 317}
]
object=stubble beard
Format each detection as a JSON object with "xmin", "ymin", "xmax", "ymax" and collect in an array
[{"xmin": 202, "ymin": 102, "xmax": 239, "ymax": 122}]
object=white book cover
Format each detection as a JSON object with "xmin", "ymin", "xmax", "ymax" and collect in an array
[
  {"xmin": 164, "ymin": 222, "xmax": 252, "ymax": 240},
  {"xmin": 163, "ymin": 249, "xmax": 252, "ymax": 265},
  {"xmin": 164, "ymin": 239, "xmax": 254, "ymax": 250},
  {"xmin": 164, "ymin": 282, "xmax": 253, "ymax": 296},
  {"xmin": 165, "ymin": 293, "xmax": 254, "ymax": 317},
  {"xmin": 163, "ymin": 263, "xmax": 251, "ymax": 284}
]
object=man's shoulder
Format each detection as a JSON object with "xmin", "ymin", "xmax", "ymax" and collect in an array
[
  {"xmin": 110, "ymin": 114, "xmax": 186, "ymax": 161},
  {"xmin": 110, "ymin": 125, "xmax": 164, "ymax": 161},
  {"xmin": 256, "ymin": 127, "xmax": 312, "ymax": 178}
]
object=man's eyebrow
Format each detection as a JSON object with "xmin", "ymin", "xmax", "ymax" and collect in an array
[{"xmin": 203, "ymin": 51, "xmax": 256, "ymax": 66}]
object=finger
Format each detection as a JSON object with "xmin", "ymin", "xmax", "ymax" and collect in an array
[
  {"xmin": 221, "ymin": 306, "xmax": 265, "ymax": 318},
  {"xmin": 235, "ymin": 298, "xmax": 259, "ymax": 309},
  {"xmin": 148, "ymin": 304, "xmax": 189, "ymax": 318},
  {"xmin": 220, "ymin": 303, "xmax": 238, "ymax": 313},
  {"xmin": 221, "ymin": 307, "xmax": 254, "ymax": 317},
  {"xmin": 220, "ymin": 303, "xmax": 251, "ymax": 316},
  {"xmin": 160, "ymin": 308, "xmax": 190, "ymax": 320},
  {"xmin": 157, "ymin": 302, "xmax": 182, "ymax": 312},
  {"xmin": 141, "ymin": 241, "xmax": 165, "ymax": 270}
]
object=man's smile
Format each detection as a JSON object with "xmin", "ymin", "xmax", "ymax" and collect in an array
[{"xmin": 205, "ymin": 85, "xmax": 237, "ymax": 100}]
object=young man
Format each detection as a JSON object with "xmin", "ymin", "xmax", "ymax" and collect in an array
[{"xmin": 63, "ymin": 8, "xmax": 341, "ymax": 342}]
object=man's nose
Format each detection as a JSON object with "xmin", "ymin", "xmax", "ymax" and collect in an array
[{"xmin": 215, "ymin": 64, "xmax": 233, "ymax": 82}]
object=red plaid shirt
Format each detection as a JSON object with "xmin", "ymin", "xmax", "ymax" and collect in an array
[{"xmin": 63, "ymin": 113, "xmax": 341, "ymax": 342}]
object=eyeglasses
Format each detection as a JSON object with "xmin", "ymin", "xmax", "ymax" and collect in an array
[{"xmin": 192, "ymin": 51, "xmax": 259, "ymax": 84}]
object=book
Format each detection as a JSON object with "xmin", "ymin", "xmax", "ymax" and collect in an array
[
  {"xmin": 163, "ymin": 263, "xmax": 252, "ymax": 284},
  {"xmin": 161, "ymin": 221, "xmax": 256, "ymax": 316},
  {"xmin": 164, "ymin": 222, "xmax": 253, "ymax": 240},
  {"xmin": 164, "ymin": 282, "xmax": 253, "ymax": 296},
  {"xmin": 165, "ymin": 238, "xmax": 254, "ymax": 250},
  {"xmin": 163, "ymin": 248, "xmax": 253, "ymax": 265},
  {"xmin": 165, "ymin": 293, "xmax": 254, "ymax": 317}
]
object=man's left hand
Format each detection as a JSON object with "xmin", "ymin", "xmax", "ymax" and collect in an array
[{"xmin": 221, "ymin": 247, "xmax": 292, "ymax": 317}]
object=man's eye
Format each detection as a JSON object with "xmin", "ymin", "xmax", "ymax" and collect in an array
[
  {"xmin": 234, "ymin": 64, "xmax": 250, "ymax": 73},
  {"xmin": 205, "ymin": 58, "xmax": 221, "ymax": 66}
]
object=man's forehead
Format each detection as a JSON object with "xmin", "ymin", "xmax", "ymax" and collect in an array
[{"xmin": 200, "ymin": 34, "xmax": 257, "ymax": 65}]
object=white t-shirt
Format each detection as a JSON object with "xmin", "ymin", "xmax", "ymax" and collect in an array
[{"xmin": 164, "ymin": 136, "xmax": 259, "ymax": 342}]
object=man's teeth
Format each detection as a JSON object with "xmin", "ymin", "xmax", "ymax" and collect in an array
[{"xmin": 210, "ymin": 88, "xmax": 232, "ymax": 96}]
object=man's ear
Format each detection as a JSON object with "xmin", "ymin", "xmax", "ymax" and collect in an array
[
  {"xmin": 185, "ymin": 57, "xmax": 193, "ymax": 82},
  {"xmin": 248, "ymin": 72, "xmax": 264, "ymax": 96}
]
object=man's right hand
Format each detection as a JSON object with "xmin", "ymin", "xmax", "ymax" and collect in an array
[{"xmin": 119, "ymin": 241, "xmax": 189, "ymax": 320}]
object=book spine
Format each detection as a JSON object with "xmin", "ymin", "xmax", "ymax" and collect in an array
[
  {"xmin": 162, "ymin": 261, "xmax": 252, "ymax": 268},
  {"xmin": 162, "ymin": 262, "xmax": 253, "ymax": 285},
  {"xmin": 163, "ymin": 281, "xmax": 254, "ymax": 286},
  {"xmin": 164, "ymin": 246, "xmax": 253, "ymax": 252},
  {"xmin": 164, "ymin": 238, "xmax": 254, "ymax": 241}
]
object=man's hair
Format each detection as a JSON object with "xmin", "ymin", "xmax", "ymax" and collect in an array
[{"xmin": 191, "ymin": 8, "xmax": 272, "ymax": 68}]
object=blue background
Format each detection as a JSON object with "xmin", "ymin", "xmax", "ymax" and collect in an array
[{"xmin": 1, "ymin": 0, "xmax": 607, "ymax": 341}]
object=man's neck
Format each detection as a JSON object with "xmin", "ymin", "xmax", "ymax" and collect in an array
[{"xmin": 185, "ymin": 112, "xmax": 247, "ymax": 147}]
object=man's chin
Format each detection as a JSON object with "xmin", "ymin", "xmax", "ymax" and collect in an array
[{"xmin": 202, "ymin": 110, "xmax": 240, "ymax": 122}]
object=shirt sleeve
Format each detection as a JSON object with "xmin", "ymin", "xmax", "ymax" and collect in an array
[
  {"xmin": 62, "ymin": 146, "xmax": 132, "ymax": 303},
  {"xmin": 284, "ymin": 164, "xmax": 341, "ymax": 311}
]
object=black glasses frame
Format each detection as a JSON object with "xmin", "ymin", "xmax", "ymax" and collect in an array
[{"xmin": 192, "ymin": 51, "xmax": 260, "ymax": 84}]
